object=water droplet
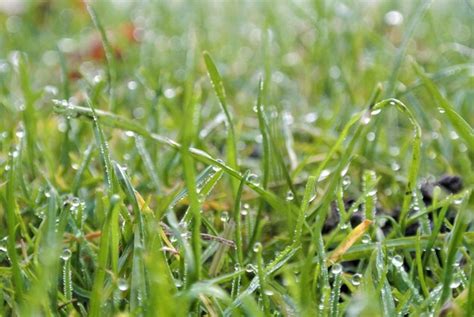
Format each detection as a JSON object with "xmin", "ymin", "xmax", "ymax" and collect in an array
[
  {"xmin": 44, "ymin": 85, "xmax": 58, "ymax": 96},
  {"xmin": 253, "ymin": 242, "xmax": 262, "ymax": 253},
  {"xmin": 361, "ymin": 234, "xmax": 371, "ymax": 244},
  {"xmin": 331, "ymin": 263, "xmax": 343, "ymax": 275},
  {"xmin": 304, "ymin": 112, "xmax": 318, "ymax": 123},
  {"xmin": 438, "ymin": 107, "xmax": 446, "ymax": 114},
  {"xmin": 45, "ymin": 191, "xmax": 51, "ymax": 198},
  {"xmin": 124, "ymin": 130, "xmax": 135, "ymax": 138},
  {"xmin": 453, "ymin": 198, "xmax": 463, "ymax": 205},
  {"xmin": 449, "ymin": 131, "xmax": 459, "ymax": 140},
  {"xmin": 389, "ymin": 146, "xmax": 400, "ymax": 156},
  {"xmin": 264, "ymin": 289, "xmax": 274, "ymax": 296},
  {"xmin": 211, "ymin": 164, "xmax": 221, "ymax": 172},
  {"xmin": 175, "ymin": 279, "xmax": 183, "ymax": 288},
  {"xmin": 220, "ymin": 211, "xmax": 229, "ymax": 222},
  {"xmin": 245, "ymin": 264, "xmax": 256, "ymax": 273},
  {"xmin": 318, "ymin": 169, "xmax": 331, "ymax": 182},
  {"xmin": 340, "ymin": 223, "xmax": 348, "ymax": 230},
  {"xmin": 366, "ymin": 132, "xmax": 376, "ymax": 142},
  {"xmin": 240, "ymin": 209, "xmax": 248, "ymax": 216},
  {"xmin": 351, "ymin": 273, "xmax": 362, "ymax": 286},
  {"xmin": 361, "ymin": 112, "xmax": 371, "ymax": 125},
  {"xmin": 449, "ymin": 277, "xmax": 461, "ymax": 289},
  {"xmin": 252, "ymin": 105, "xmax": 258, "ymax": 113},
  {"xmin": 127, "ymin": 81, "xmax": 138, "ymax": 90},
  {"xmin": 286, "ymin": 191, "xmax": 294, "ymax": 201},
  {"xmin": 61, "ymin": 248, "xmax": 72, "ymax": 261},
  {"xmin": 118, "ymin": 278, "xmax": 129, "ymax": 291},
  {"xmin": 247, "ymin": 173, "xmax": 260, "ymax": 186},
  {"xmin": 384, "ymin": 11, "xmax": 403, "ymax": 26},
  {"xmin": 370, "ymin": 108, "xmax": 382, "ymax": 116},
  {"xmin": 390, "ymin": 161, "xmax": 400, "ymax": 171},
  {"xmin": 164, "ymin": 88, "xmax": 176, "ymax": 99},
  {"xmin": 391, "ymin": 255, "xmax": 403, "ymax": 268},
  {"xmin": 15, "ymin": 130, "xmax": 25, "ymax": 138},
  {"xmin": 93, "ymin": 74, "xmax": 103, "ymax": 84},
  {"xmin": 342, "ymin": 175, "xmax": 351, "ymax": 189}
]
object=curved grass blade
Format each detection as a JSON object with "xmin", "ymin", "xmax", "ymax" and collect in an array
[
  {"xmin": 203, "ymin": 51, "xmax": 238, "ymax": 194},
  {"xmin": 52, "ymin": 101, "xmax": 285, "ymax": 212},
  {"xmin": 437, "ymin": 190, "xmax": 472, "ymax": 310},
  {"xmin": 85, "ymin": 3, "xmax": 116, "ymax": 111},
  {"xmin": 413, "ymin": 62, "xmax": 474, "ymax": 150}
]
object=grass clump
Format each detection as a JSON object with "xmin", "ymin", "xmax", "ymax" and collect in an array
[{"xmin": 0, "ymin": 1, "xmax": 472, "ymax": 316}]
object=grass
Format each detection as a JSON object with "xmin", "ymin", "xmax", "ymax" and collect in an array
[{"xmin": 0, "ymin": 0, "xmax": 473, "ymax": 316}]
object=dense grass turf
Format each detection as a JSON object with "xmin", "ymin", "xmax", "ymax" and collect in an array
[{"xmin": 0, "ymin": 0, "xmax": 473, "ymax": 316}]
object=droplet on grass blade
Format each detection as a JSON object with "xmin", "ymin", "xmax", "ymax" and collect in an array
[
  {"xmin": 391, "ymin": 255, "xmax": 403, "ymax": 268},
  {"xmin": 351, "ymin": 273, "xmax": 362, "ymax": 286},
  {"xmin": 331, "ymin": 263, "xmax": 343, "ymax": 275},
  {"xmin": 247, "ymin": 173, "xmax": 260, "ymax": 186},
  {"xmin": 118, "ymin": 278, "xmax": 129, "ymax": 291},
  {"xmin": 220, "ymin": 211, "xmax": 229, "ymax": 222},
  {"xmin": 361, "ymin": 234, "xmax": 371, "ymax": 244},
  {"xmin": 449, "ymin": 277, "xmax": 461, "ymax": 289},
  {"xmin": 61, "ymin": 248, "xmax": 72, "ymax": 261},
  {"xmin": 253, "ymin": 242, "xmax": 262, "ymax": 253}
]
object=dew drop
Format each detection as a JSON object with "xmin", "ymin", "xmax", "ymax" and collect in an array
[
  {"xmin": 220, "ymin": 211, "xmax": 229, "ymax": 222},
  {"xmin": 253, "ymin": 242, "xmax": 262, "ymax": 253},
  {"xmin": 127, "ymin": 81, "xmax": 138, "ymax": 90},
  {"xmin": 384, "ymin": 11, "xmax": 403, "ymax": 26},
  {"xmin": 361, "ymin": 112, "xmax": 371, "ymax": 125},
  {"xmin": 340, "ymin": 223, "xmax": 348, "ymax": 230},
  {"xmin": 175, "ymin": 279, "xmax": 183, "ymax": 288},
  {"xmin": 342, "ymin": 175, "xmax": 351, "ymax": 189},
  {"xmin": 351, "ymin": 273, "xmax": 362, "ymax": 286},
  {"xmin": 304, "ymin": 112, "xmax": 318, "ymax": 123},
  {"xmin": 245, "ymin": 263, "xmax": 256, "ymax": 273},
  {"xmin": 264, "ymin": 289, "xmax": 274, "ymax": 296},
  {"xmin": 361, "ymin": 234, "xmax": 371, "ymax": 244},
  {"xmin": 44, "ymin": 85, "xmax": 58, "ymax": 96},
  {"xmin": 164, "ymin": 88, "xmax": 176, "ymax": 99},
  {"xmin": 438, "ymin": 107, "xmax": 446, "ymax": 114},
  {"xmin": 318, "ymin": 169, "xmax": 331, "ymax": 182},
  {"xmin": 240, "ymin": 209, "xmax": 248, "ymax": 216},
  {"xmin": 449, "ymin": 131, "xmax": 459, "ymax": 140},
  {"xmin": 118, "ymin": 278, "xmax": 129, "ymax": 291},
  {"xmin": 15, "ymin": 130, "xmax": 25, "ymax": 138},
  {"xmin": 247, "ymin": 173, "xmax": 261, "ymax": 186},
  {"xmin": 331, "ymin": 263, "xmax": 343, "ymax": 275},
  {"xmin": 60, "ymin": 248, "xmax": 72, "ymax": 261},
  {"xmin": 286, "ymin": 191, "xmax": 294, "ymax": 201},
  {"xmin": 391, "ymin": 255, "xmax": 404, "ymax": 268},
  {"xmin": 366, "ymin": 132, "xmax": 376, "ymax": 142},
  {"xmin": 449, "ymin": 277, "xmax": 461, "ymax": 289},
  {"xmin": 390, "ymin": 161, "xmax": 400, "ymax": 171},
  {"xmin": 370, "ymin": 108, "xmax": 382, "ymax": 116}
]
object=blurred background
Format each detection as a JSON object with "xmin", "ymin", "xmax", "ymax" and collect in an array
[{"xmin": 0, "ymin": 0, "xmax": 472, "ymax": 206}]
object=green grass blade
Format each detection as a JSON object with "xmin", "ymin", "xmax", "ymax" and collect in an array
[
  {"xmin": 413, "ymin": 62, "xmax": 474, "ymax": 150},
  {"xmin": 437, "ymin": 190, "xmax": 472, "ymax": 310},
  {"xmin": 203, "ymin": 51, "xmax": 239, "ymax": 194}
]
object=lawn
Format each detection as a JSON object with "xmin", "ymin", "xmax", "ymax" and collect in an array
[{"xmin": 0, "ymin": 0, "xmax": 473, "ymax": 316}]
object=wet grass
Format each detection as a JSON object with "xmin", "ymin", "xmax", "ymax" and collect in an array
[{"xmin": 0, "ymin": 1, "xmax": 473, "ymax": 316}]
